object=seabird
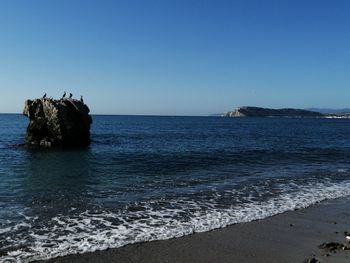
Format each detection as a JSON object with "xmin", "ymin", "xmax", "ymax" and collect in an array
[
  {"xmin": 62, "ymin": 91, "xmax": 66, "ymax": 98},
  {"xmin": 69, "ymin": 93, "xmax": 73, "ymax": 99},
  {"xmin": 42, "ymin": 93, "xmax": 47, "ymax": 99},
  {"xmin": 80, "ymin": 96, "xmax": 84, "ymax": 103}
]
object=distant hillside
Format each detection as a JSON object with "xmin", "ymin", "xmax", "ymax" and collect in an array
[
  {"xmin": 225, "ymin": 106, "xmax": 324, "ymax": 118},
  {"xmin": 306, "ymin": 108, "xmax": 350, "ymax": 114}
]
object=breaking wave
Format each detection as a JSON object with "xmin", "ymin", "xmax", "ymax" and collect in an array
[{"xmin": 2, "ymin": 180, "xmax": 350, "ymax": 262}]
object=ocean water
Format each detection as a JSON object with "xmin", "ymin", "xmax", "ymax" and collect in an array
[{"xmin": 1, "ymin": 114, "xmax": 350, "ymax": 262}]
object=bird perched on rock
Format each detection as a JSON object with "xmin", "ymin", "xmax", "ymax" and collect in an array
[
  {"xmin": 42, "ymin": 93, "xmax": 47, "ymax": 99},
  {"xmin": 346, "ymin": 233, "xmax": 350, "ymax": 241},
  {"xmin": 69, "ymin": 93, "xmax": 73, "ymax": 99},
  {"xmin": 62, "ymin": 91, "xmax": 66, "ymax": 98},
  {"xmin": 80, "ymin": 96, "xmax": 84, "ymax": 103}
]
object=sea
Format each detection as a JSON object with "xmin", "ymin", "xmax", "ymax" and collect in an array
[{"xmin": 1, "ymin": 114, "xmax": 350, "ymax": 262}]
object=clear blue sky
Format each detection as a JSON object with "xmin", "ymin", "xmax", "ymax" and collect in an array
[{"xmin": 0, "ymin": 0, "xmax": 349, "ymax": 115}]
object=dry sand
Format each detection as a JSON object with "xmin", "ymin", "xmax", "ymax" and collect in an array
[{"xmin": 41, "ymin": 197, "xmax": 350, "ymax": 263}]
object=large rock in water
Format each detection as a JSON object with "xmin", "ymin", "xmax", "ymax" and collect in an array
[{"xmin": 23, "ymin": 98, "xmax": 92, "ymax": 148}]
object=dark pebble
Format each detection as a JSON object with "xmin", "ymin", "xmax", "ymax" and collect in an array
[
  {"xmin": 319, "ymin": 242, "xmax": 345, "ymax": 251},
  {"xmin": 305, "ymin": 257, "xmax": 320, "ymax": 263}
]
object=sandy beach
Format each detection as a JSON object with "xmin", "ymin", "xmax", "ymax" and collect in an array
[{"xmin": 40, "ymin": 197, "xmax": 350, "ymax": 263}]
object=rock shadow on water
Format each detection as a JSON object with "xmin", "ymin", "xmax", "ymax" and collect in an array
[{"xmin": 23, "ymin": 149, "xmax": 95, "ymax": 208}]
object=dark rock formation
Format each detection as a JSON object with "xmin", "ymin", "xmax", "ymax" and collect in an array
[
  {"xmin": 304, "ymin": 257, "xmax": 320, "ymax": 263},
  {"xmin": 23, "ymin": 98, "xmax": 92, "ymax": 148},
  {"xmin": 318, "ymin": 242, "xmax": 349, "ymax": 251},
  {"xmin": 225, "ymin": 106, "xmax": 325, "ymax": 118}
]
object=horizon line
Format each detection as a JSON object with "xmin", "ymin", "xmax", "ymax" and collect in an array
[{"xmin": 0, "ymin": 112, "xmax": 220, "ymax": 117}]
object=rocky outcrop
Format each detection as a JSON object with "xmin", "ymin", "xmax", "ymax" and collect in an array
[
  {"xmin": 23, "ymin": 98, "xmax": 92, "ymax": 148},
  {"xmin": 225, "ymin": 106, "xmax": 325, "ymax": 118}
]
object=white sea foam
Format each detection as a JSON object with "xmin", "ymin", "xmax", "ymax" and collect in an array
[
  {"xmin": 0, "ymin": 227, "xmax": 12, "ymax": 235},
  {"xmin": 1, "ymin": 181, "xmax": 350, "ymax": 262}
]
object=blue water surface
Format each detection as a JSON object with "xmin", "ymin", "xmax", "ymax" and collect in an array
[{"xmin": 1, "ymin": 114, "xmax": 350, "ymax": 262}]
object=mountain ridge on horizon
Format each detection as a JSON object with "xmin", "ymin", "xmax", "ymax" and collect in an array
[
  {"xmin": 305, "ymin": 108, "xmax": 350, "ymax": 114},
  {"xmin": 224, "ymin": 107, "xmax": 350, "ymax": 115},
  {"xmin": 223, "ymin": 106, "xmax": 350, "ymax": 118}
]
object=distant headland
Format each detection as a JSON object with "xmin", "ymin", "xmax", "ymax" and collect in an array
[{"xmin": 224, "ymin": 106, "xmax": 350, "ymax": 118}]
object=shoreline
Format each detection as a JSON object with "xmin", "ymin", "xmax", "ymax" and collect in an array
[{"xmin": 40, "ymin": 197, "xmax": 350, "ymax": 263}]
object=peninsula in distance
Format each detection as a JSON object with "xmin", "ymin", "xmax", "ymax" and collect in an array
[{"xmin": 224, "ymin": 106, "xmax": 350, "ymax": 118}]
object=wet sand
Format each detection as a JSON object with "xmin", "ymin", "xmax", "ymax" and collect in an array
[{"xmin": 41, "ymin": 197, "xmax": 350, "ymax": 263}]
